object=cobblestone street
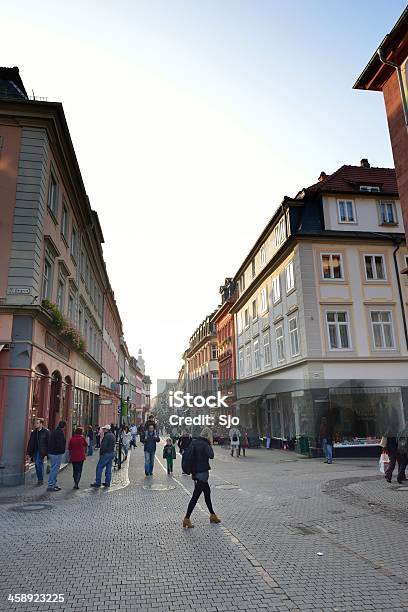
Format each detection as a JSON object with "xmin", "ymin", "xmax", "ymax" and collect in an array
[{"xmin": 1, "ymin": 444, "xmax": 408, "ymax": 612}]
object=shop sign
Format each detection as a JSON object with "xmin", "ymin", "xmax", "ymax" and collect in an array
[
  {"xmin": 100, "ymin": 399, "xmax": 112, "ymax": 405},
  {"xmin": 45, "ymin": 332, "xmax": 70, "ymax": 360},
  {"xmin": 8, "ymin": 287, "xmax": 30, "ymax": 294}
]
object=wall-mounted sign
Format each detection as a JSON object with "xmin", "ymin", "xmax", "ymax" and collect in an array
[
  {"xmin": 8, "ymin": 287, "xmax": 30, "ymax": 294},
  {"xmin": 45, "ymin": 332, "xmax": 70, "ymax": 360},
  {"xmin": 100, "ymin": 399, "xmax": 112, "ymax": 405}
]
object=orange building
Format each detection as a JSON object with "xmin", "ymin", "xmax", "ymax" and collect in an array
[{"xmin": 213, "ymin": 278, "xmax": 237, "ymax": 413}]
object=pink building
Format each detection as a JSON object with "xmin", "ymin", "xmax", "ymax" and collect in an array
[{"xmin": 0, "ymin": 68, "xmax": 106, "ymax": 484}]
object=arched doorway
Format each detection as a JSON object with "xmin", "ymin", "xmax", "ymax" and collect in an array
[
  {"xmin": 30, "ymin": 364, "xmax": 49, "ymax": 427},
  {"xmin": 49, "ymin": 370, "xmax": 62, "ymax": 431},
  {"xmin": 63, "ymin": 376, "xmax": 73, "ymax": 431}
]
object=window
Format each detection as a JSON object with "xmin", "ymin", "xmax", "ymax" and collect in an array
[
  {"xmin": 68, "ymin": 294, "xmax": 75, "ymax": 322},
  {"xmin": 42, "ymin": 258, "xmax": 52, "ymax": 300},
  {"xmin": 71, "ymin": 227, "xmax": 78, "ymax": 261},
  {"xmin": 78, "ymin": 307, "xmax": 83, "ymax": 334},
  {"xmin": 56, "ymin": 276, "xmax": 65, "ymax": 312},
  {"xmin": 252, "ymin": 299, "xmax": 258, "ymax": 321},
  {"xmin": 359, "ymin": 185, "xmax": 380, "ymax": 192},
  {"xmin": 275, "ymin": 217, "xmax": 286, "ymax": 247},
  {"xmin": 262, "ymin": 330, "xmax": 271, "ymax": 366},
  {"xmin": 85, "ymin": 260, "xmax": 90, "ymax": 290},
  {"xmin": 289, "ymin": 316, "xmax": 300, "ymax": 356},
  {"xmin": 238, "ymin": 348, "xmax": 244, "ymax": 377},
  {"xmin": 326, "ymin": 312, "xmax": 351, "ymax": 350},
  {"xmin": 337, "ymin": 199, "xmax": 356, "ymax": 223},
  {"xmin": 237, "ymin": 312, "xmax": 243, "ymax": 335},
  {"xmin": 244, "ymin": 309, "xmax": 249, "ymax": 328},
  {"xmin": 80, "ymin": 250, "xmax": 85, "ymax": 277},
  {"xmin": 260, "ymin": 287, "xmax": 268, "ymax": 312},
  {"xmin": 211, "ymin": 344, "xmax": 218, "ymax": 360},
  {"xmin": 364, "ymin": 254, "xmax": 386, "ymax": 281},
  {"xmin": 245, "ymin": 344, "xmax": 251, "ymax": 375},
  {"xmin": 321, "ymin": 253, "xmax": 343, "ymax": 280},
  {"xmin": 378, "ymin": 201, "xmax": 397, "ymax": 225},
  {"xmin": 61, "ymin": 203, "xmax": 69, "ymax": 239},
  {"xmin": 47, "ymin": 173, "xmax": 58, "ymax": 217},
  {"xmin": 251, "ymin": 259, "xmax": 256, "ymax": 279},
  {"xmin": 260, "ymin": 246, "xmax": 266, "ymax": 266},
  {"xmin": 272, "ymin": 276, "xmax": 281, "ymax": 303},
  {"xmin": 275, "ymin": 325, "xmax": 285, "ymax": 362},
  {"xmin": 240, "ymin": 274, "xmax": 245, "ymax": 293},
  {"xmin": 370, "ymin": 311, "xmax": 395, "ymax": 349},
  {"xmin": 285, "ymin": 261, "xmax": 295, "ymax": 292},
  {"xmin": 254, "ymin": 338, "xmax": 260, "ymax": 370}
]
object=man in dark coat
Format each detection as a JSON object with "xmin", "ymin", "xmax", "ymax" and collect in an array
[
  {"xmin": 27, "ymin": 418, "xmax": 49, "ymax": 485},
  {"xmin": 47, "ymin": 420, "xmax": 66, "ymax": 491},
  {"xmin": 91, "ymin": 425, "xmax": 116, "ymax": 488},
  {"xmin": 143, "ymin": 424, "xmax": 160, "ymax": 476}
]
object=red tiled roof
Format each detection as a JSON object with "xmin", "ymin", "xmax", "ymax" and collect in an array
[{"xmin": 298, "ymin": 165, "xmax": 398, "ymax": 198}]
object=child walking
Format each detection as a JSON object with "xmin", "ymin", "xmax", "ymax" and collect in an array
[{"xmin": 163, "ymin": 438, "xmax": 176, "ymax": 474}]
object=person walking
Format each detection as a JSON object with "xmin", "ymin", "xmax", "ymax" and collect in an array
[
  {"xmin": 382, "ymin": 432, "xmax": 398, "ymax": 483},
  {"xmin": 91, "ymin": 425, "xmax": 116, "ymax": 488},
  {"xmin": 86, "ymin": 425, "xmax": 94, "ymax": 457},
  {"xmin": 229, "ymin": 426, "xmax": 240, "ymax": 457},
  {"xmin": 239, "ymin": 430, "xmax": 249, "ymax": 457},
  {"xmin": 95, "ymin": 426, "xmax": 101, "ymax": 449},
  {"xmin": 324, "ymin": 427, "xmax": 334, "ymax": 464},
  {"xmin": 130, "ymin": 423, "xmax": 138, "ymax": 448},
  {"xmin": 396, "ymin": 424, "xmax": 408, "ymax": 484},
  {"xmin": 178, "ymin": 430, "xmax": 192, "ymax": 474},
  {"xmin": 163, "ymin": 438, "xmax": 176, "ymax": 474},
  {"xmin": 68, "ymin": 427, "xmax": 87, "ymax": 489},
  {"xmin": 182, "ymin": 427, "xmax": 221, "ymax": 528},
  {"xmin": 143, "ymin": 424, "xmax": 160, "ymax": 476},
  {"xmin": 121, "ymin": 425, "xmax": 132, "ymax": 460},
  {"xmin": 47, "ymin": 420, "xmax": 66, "ymax": 492},
  {"xmin": 27, "ymin": 418, "xmax": 49, "ymax": 485}
]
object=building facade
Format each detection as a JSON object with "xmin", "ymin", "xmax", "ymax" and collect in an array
[
  {"xmin": 232, "ymin": 162, "xmax": 408, "ymax": 454},
  {"xmin": 354, "ymin": 8, "xmax": 408, "ymax": 234},
  {"xmin": 0, "ymin": 68, "xmax": 151, "ymax": 484},
  {"xmin": 213, "ymin": 278, "xmax": 237, "ymax": 414},
  {"xmin": 186, "ymin": 313, "xmax": 219, "ymax": 396}
]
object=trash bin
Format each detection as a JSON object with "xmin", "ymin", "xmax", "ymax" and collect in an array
[{"xmin": 298, "ymin": 435, "xmax": 310, "ymax": 455}]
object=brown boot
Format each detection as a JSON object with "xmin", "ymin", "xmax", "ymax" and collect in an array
[
  {"xmin": 183, "ymin": 517, "xmax": 194, "ymax": 528},
  {"xmin": 210, "ymin": 513, "xmax": 221, "ymax": 524}
]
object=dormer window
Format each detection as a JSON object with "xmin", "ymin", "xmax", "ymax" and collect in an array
[{"xmin": 359, "ymin": 185, "xmax": 380, "ymax": 192}]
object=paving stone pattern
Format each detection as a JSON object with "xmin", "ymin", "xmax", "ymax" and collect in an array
[{"xmin": 0, "ymin": 444, "xmax": 407, "ymax": 611}]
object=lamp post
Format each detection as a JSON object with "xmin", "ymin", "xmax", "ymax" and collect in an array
[{"xmin": 117, "ymin": 374, "xmax": 125, "ymax": 470}]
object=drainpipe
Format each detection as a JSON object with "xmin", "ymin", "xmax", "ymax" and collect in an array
[
  {"xmin": 378, "ymin": 46, "xmax": 408, "ymax": 128},
  {"xmin": 392, "ymin": 240, "xmax": 408, "ymax": 350}
]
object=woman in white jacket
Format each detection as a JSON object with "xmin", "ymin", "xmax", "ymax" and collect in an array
[{"xmin": 121, "ymin": 426, "xmax": 132, "ymax": 459}]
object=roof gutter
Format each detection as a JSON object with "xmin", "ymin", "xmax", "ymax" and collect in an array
[{"xmin": 378, "ymin": 45, "xmax": 408, "ymax": 128}]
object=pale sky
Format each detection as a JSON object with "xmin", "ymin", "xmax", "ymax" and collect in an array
[{"xmin": 2, "ymin": 0, "xmax": 406, "ymax": 393}]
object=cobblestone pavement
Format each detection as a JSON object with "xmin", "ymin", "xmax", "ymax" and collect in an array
[{"xmin": 0, "ymin": 444, "xmax": 407, "ymax": 612}]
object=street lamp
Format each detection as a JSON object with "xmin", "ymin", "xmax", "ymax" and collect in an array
[{"xmin": 117, "ymin": 374, "xmax": 125, "ymax": 470}]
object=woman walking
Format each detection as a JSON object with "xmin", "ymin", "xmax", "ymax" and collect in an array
[
  {"xmin": 239, "ymin": 430, "xmax": 249, "ymax": 457},
  {"xmin": 68, "ymin": 427, "xmax": 88, "ymax": 489},
  {"xmin": 122, "ymin": 425, "xmax": 132, "ymax": 460},
  {"xmin": 86, "ymin": 425, "xmax": 94, "ymax": 456},
  {"xmin": 183, "ymin": 427, "xmax": 221, "ymax": 528}
]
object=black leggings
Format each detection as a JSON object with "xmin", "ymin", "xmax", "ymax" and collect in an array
[
  {"xmin": 185, "ymin": 480, "xmax": 214, "ymax": 518},
  {"xmin": 72, "ymin": 461, "xmax": 84, "ymax": 484}
]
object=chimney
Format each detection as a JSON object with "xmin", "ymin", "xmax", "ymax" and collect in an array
[
  {"xmin": 360, "ymin": 158, "xmax": 370, "ymax": 168},
  {"xmin": 318, "ymin": 171, "xmax": 327, "ymax": 182}
]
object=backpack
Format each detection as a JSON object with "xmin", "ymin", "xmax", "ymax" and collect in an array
[
  {"xmin": 398, "ymin": 434, "xmax": 408, "ymax": 455},
  {"xmin": 181, "ymin": 442, "xmax": 196, "ymax": 475},
  {"xmin": 232, "ymin": 433, "xmax": 238, "ymax": 442}
]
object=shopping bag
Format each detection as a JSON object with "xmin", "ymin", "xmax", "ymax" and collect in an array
[{"xmin": 379, "ymin": 452, "xmax": 390, "ymax": 474}]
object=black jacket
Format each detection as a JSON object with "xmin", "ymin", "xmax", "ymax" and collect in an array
[
  {"xmin": 191, "ymin": 437, "xmax": 214, "ymax": 474},
  {"xmin": 178, "ymin": 436, "xmax": 191, "ymax": 452},
  {"xmin": 100, "ymin": 431, "xmax": 115, "ymax": 455},
  {"xmin": 27, "ymin": 427, "xmax": 49, "ymax": 459},
  {"xmin": 48, "ymin": 426, "xmax": 66, "ymax": 455}
]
